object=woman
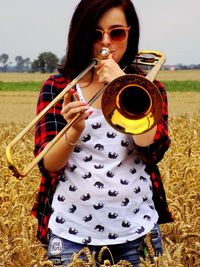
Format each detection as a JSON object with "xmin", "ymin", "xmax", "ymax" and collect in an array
[{"xmin": 32, "ymin": 0, "xmax": 173, "ymax": 265}]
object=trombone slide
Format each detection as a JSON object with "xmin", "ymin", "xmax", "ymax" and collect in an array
[{"xmin": 6, "ymin": 50, "xmax": 166, "ymax": 178}]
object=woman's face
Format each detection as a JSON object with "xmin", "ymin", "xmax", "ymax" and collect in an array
[{"xmin": 92, "ymin": 7, "xmax": 129, "ymax": 63}]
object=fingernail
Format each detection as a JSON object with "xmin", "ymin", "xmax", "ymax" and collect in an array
[
  {"xmin": 86, "ymin": 110, "xmax": 93, "ymax": 120},
  {"xmin": 68, "ymin": 88, "xmax": 75, "ymax": 95}
]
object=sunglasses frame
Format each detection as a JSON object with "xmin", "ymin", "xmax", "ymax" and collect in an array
[{"xmin": 93, "ymin": 26, "xmax": 131, "ymax": 43}]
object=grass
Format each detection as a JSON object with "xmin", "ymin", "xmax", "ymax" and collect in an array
[
  {"xmin": 0, "ymin": 81, "xmax": 42, "ymax": 91},
  {"xmin": 0, "ymin": 70, "xmax": 200, "ymax": 92},
  {"xmin": 162, "ymin": 80, "xmax": 200, "ymax": 92},
  {"xmin": 0, "ymin": 80, "xmax": 200, "ymax": 92}
]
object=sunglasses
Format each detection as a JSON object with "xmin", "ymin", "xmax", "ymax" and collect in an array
[{"xmin": 93, "ymin": 26, "xmax": 131, "ymax": 43}]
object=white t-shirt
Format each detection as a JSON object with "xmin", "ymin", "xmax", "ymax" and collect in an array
[{"xmin": 49, "ymin": 85, "xmax": 158, "ymax": 245}]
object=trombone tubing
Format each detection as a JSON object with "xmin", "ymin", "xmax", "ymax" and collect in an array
[{"xmin": 6, "ymin": 48, "xmax": 110, "ymax": 178}]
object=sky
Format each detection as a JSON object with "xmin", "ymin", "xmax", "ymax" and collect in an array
[{"xmin": 1, "ymin": 0, "xmax": 200, "ymax": 66}]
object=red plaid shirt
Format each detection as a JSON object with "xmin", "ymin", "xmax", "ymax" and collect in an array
[{"xmin": 32, "ymin": 73, "xmax": 173, "ymax": 244}]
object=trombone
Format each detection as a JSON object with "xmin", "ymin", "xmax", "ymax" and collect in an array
[{"xmin": 6, "ymin": 48, "xmax": 166, "ymax": 178}]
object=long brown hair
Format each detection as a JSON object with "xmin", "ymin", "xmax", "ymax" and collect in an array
[{"xmin": 61, "ymin": 0, "xmax": 140, "ymax": 79}]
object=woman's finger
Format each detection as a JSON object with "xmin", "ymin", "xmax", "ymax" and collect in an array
[{"xmin": 63, "ymin": 88, "xmax": 75, "ymax": 107}]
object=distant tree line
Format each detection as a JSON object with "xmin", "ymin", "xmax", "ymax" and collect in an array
[
  {"xmin": 163, "ymin": 63, "xmax": 200, "ymax": 71},
  {"xmin": 0, "ymin": 52, "xmax": 200, "ymax": 73},
  {"xmin": 0, "ymin": 52, "xmax": 65, "ymax": 73}
]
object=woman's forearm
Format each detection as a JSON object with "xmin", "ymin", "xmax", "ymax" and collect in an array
[
  {"xmin": 43, "ymin": 128, "xmax": 81, "ymax": 172},
  {"xmin": 132, "ymin": 125, "xmax": 157, "ymax": 147}
]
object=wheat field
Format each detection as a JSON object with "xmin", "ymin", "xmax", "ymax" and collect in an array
[
  {"xmin": 0, "ymin": 71, "xmax": 200, "ymax": 266},
  {"xmin": 1, "ymin": 115, "xmax": 199, "ymax": 267},
  {"xmin": 1, "ymin": 70, "xmax": 200, "ymax": 82}
]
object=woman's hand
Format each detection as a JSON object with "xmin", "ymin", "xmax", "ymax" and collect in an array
[
  {"xmin": 43, "ymin": 89, "xmax": 92, "ymax": 172},
  {"xmin": 95, "ymin": 53, "xmax": 125, "ymax": 83},
  {"xmin": 61, "ymin": 89, "xmax": 91, "ymax": 133}
]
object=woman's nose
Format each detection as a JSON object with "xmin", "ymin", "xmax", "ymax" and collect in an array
[{"xmin": 101, "ymin": 32, "xmax": 112, "ymax": 45}]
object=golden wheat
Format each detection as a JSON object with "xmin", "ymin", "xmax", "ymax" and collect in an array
[
  {"xmin": 0, "ymin": 72, "xmax": 51, "ymax": 82},
  {"xmin": 1, "ymin": 70, "xmax": 200, "ymax": 82},
  {"xmin": 0, "ymin": 113, "xmax": 200, "ymax": 266}
]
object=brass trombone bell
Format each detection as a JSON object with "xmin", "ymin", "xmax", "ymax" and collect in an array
[{"xmin": 101, "ymin": 74, "xmax": 163, "ymax": 135}]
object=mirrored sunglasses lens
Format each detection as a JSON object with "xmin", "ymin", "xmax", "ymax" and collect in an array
[{"xmin": 110, "ymin": 29, "xmax": 126, "ymax": 41}]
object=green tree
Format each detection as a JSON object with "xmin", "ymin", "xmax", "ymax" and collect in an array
[
  {"xmin": 0, "ymin": 53, "xmax": 9, "ymax": 72},
  {"xmin": 15, "ymin": 56, "xmax": 23, "ymax": 72},
  {"xmin": 32, "ymin": 52, "xmax": 59, "ymax": 73}
]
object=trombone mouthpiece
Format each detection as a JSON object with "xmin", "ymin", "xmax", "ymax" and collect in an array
[
  {"xmin": 100, "ymin": 47, "xmax": 110, "ymax": 57},
  {"xmin": 94, "ymin": 47, "xmax": 110, "ymax": 64}
]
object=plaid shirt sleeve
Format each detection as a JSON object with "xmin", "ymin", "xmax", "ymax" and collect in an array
[
  {"xmin": 32, "ymin": 74, "xmax": 69, "ymax": 244},
  {"xmin": 34, "ymin": 75, "xmax": 68, "ymax": 157},
  {"xmin": 134, "ymin": 80, "xmax": 173, "ymax": 224}
]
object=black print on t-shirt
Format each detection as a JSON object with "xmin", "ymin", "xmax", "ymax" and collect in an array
[
  {"xmin": 133, "ymin": 208, "xmax": 140, "ymax": 214},
  {"xmin": 93, "ymin": 203, "xmax": 104, "ymax": 210},
  {"xmin": 56, "ymin": 217, "xmax": 65, "ymax": 224},
  {"xmin": 117, "ymin": 161, "xmax": 122, "ymax": 167},
  {"xmin": 95, "ymin": 225, "xmax": 105, "ymax": 232},
  {"xmin": 74, "ymin": 145, "xmax": 82, "ymax": 153},
  {"xmin": 92, "ymin": 122, "xmax": 102, "ymax": 129},
  {"xmin": 69, "ymin": 165, "xmax": 77, "ymax": 172},
  {"xmin": 121, "ymin": 197, "xmax": 129, "ymax": 206},
  {"xmin": 81, "ymin": 134, "xmax": 91, "ymax": 142},
  {"xmin": 57, "ymin": 195, "xmax": 65, "ymax": 202},
  {"xmin": 136, "ymin": 226, "xmax": 145, "ymax": 234},
  {"xmin": 106, "ymin": 171, "xmax": 114, "ymax": 178},
  {"xmin": 94, "ymin": 143, "xmax": 104, "ymax": 151},
  {"xmin": 108, "ymin": 212, "xmax": 118, "ymax": 219},
  {"xmin": 93, "ymin": 181, "xmax": 104, "ymax": 189},
  {"xmin": 134, "ymin": 186, "xmax": 141, "ymax": 194},
  {"xmin": 108, "ymin": 152, "xmax": 118, "ymax": 159},
  {"xmin": 83, "ymin": 214, "xmax": 92, "ymax": 222},
  {"xmin": 81, "ymin": 193, "xmax": 91, "ymax": 201},
  {"xmin": 82, "ymin": 236, "xmax": 92, "ymax": 244},
  {"xmin": 108, "ymin": 233, "xmax": 118, "ymax": 239},
  {"xmin": 140, "ymin": 176, "xmax": 147, "ymax": 182},
  {"xmin": 143, "ymin": 215, "xmax": 151, "ymax": 221},
  {"xmin": 122, "ymin": 221, "xmax": 131, "ymax": 228},
  {"xmin": 149, "ymin": 205, "xmax": 154, "ymax": 210},
  {"xmin": 107, "ymin": 132, "xmax": 117, "ymax": 138},
  {"xmin": 130, "ymin": 167, "xmax": 137, "ymax": 174},
  {"xmin": 108, "ymin": 190, "xmax": 118, "ymax": 197},
  {"xmin": 121, "ymin": 140, "xmax": 129, "ymax": 147},
  {"xmin": 94, "ymin": 164, "xmax": 104, "ymax": 169},
  {"xmin": 83, "ymin": 155, "xmax": 93, "ymax": 162},
  {"xmin": 69, "ymin": 185, "xmax": 77, "ymax": 192},
  {"xmin": 58, "ymin": 173, "xmax": 68, "ymax": 182},
  {"xmin": 69, "ymin": 227, "xmax": 78, "ymax": 235},
  {"xmin": 143, "ymin": 196, "xmax": 148, "ymax": 202},
  {"xmin": 82, "ymin": 172, "xmax": 92, "ymax": 179},
  {"xmin": 69, "ymin": 204, "xmax": 77, "ymax": 213},
  {"xmin": 134, "ymin": 158, "xmax": 140, "ymax": 164},
  {"xmin": 120, "ymin": 179, "xmax": 129, "ymax": 185}
]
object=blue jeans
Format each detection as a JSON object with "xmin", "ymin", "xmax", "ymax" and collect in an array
[{"xmin": 47, "ymin": 224, "xmax": 162, "ymax": 266}]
